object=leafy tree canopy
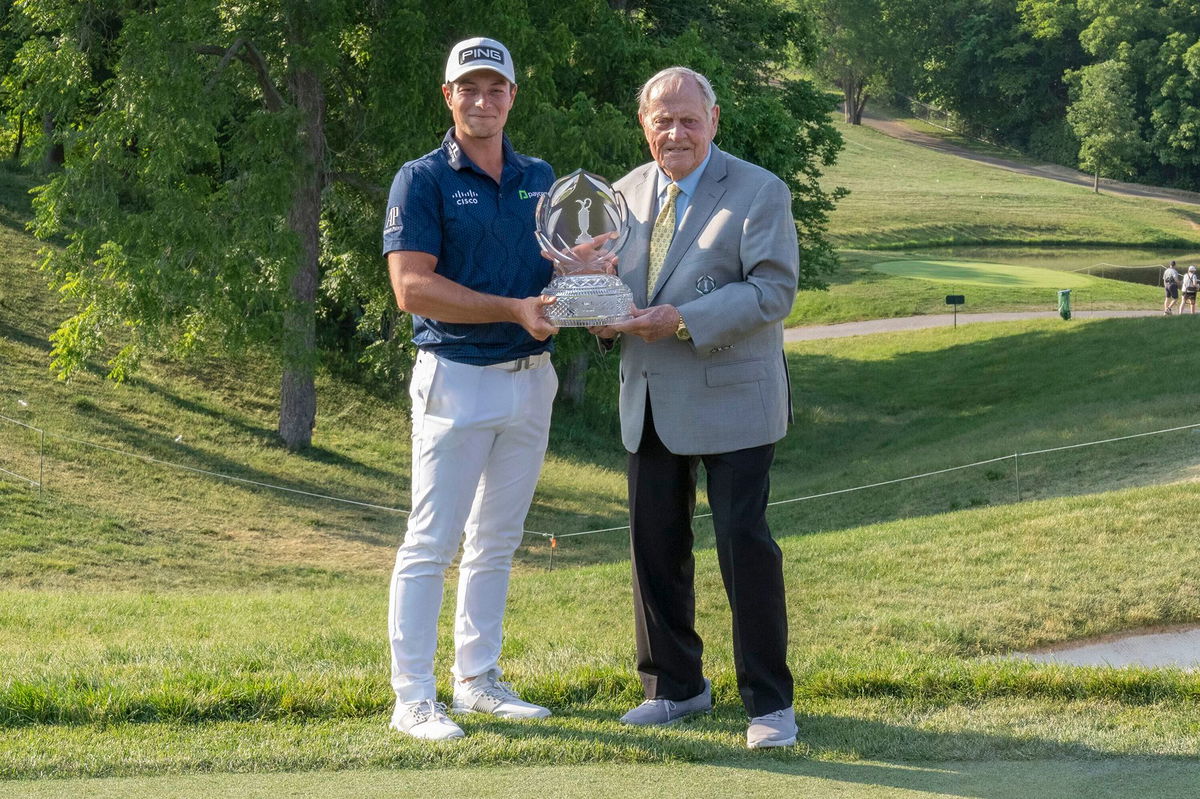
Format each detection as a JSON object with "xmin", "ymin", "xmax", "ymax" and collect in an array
[
  {"xmin": 12, "ymin": 0, "xmax": 842, "ymax": 448},
  {"xmin": 1066, "ymin": 58, "xmax": 1146, "ymax": 189}
]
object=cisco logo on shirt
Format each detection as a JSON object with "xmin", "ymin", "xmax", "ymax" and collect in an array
[{"xmin": 452, "ymin": 190, "xmax": 479, "ymax": 206}]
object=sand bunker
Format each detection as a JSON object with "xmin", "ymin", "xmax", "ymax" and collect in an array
[{"xmin": 1014, "ymin": 625, "xmax": 1200, "ymax": 669}]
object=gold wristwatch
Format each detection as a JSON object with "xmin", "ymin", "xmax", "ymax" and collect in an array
[{"xmin": 675, "ymin": 310, "xmax": 691, "ymax": 341}]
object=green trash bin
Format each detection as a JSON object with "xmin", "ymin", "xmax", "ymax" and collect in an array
[{"xmin": 1057, "ymin": 289, "xmax": 1071, "ymax": 320}]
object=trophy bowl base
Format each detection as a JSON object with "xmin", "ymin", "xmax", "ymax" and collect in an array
[
  {"xmin": 543, "ymin": 273, "xmax": 634, "ymax": 328},
  {"xmin": 545, "ymin": 311, "xmax": 633, "ymax": 328}
]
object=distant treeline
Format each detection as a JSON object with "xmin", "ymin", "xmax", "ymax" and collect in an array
[{"xmin": 807, "ymin": 0, "xmax": 1200, "ymax": 191}]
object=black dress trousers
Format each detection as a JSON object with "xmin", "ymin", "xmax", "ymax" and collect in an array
[{"xmin": 628, "ymin": 400, "xmax": 793, "ymax": 717}]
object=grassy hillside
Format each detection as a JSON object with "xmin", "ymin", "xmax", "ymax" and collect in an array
[
  {"xmin": 789, "ymin": 118, "xmax": 1200, "ymax": 325},
  {"xmin": 787, "ymin": 250, "xmax": 1162, "ymax": 325},
  {"xmin": 4, "ymin": 138, "xmax": 1200, "ymax": 787},
  {"xmin": 4, "ymin": 478, "xmax": 1200, "ymax": 778},
  {"xmin": 8, "ymin": 308, "xmax": 1200, "ymax": 582},
  {"xmin": 822, "ymin": 119, "xmax": 1200, "ymax": 252}
]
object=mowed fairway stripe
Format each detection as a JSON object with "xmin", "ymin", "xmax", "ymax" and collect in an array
[
  {"xmin": 875, "ymin": 259, "xmax": 1096, "ymax": 289},
  {"xmin": 5, "ymin": 760, "xmax": 1200, "ymax": 799}
]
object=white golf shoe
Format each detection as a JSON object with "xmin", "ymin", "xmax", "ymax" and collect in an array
[
  {"xmin": 390, "ymin": 699, "xmax": 465, "ymax": 741},
  {"xmin": 451, "ymin": 670, "xmax": 551, "ymax": 719}
]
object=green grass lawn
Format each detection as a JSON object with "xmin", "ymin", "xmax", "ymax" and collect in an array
[
  {"xmin": 795, "ymin": 116, "xmax": 1200, "ymax": 325},
  {"xmin": 8, "ymin": 759, "xmax": 1200, "ymax": 799},
  {"xmin": 787, "ymin": 251, "xmax": 1163, "ymax": 326},
  {"xmin": 6, "ymin": 315, "xmax": 1200, "ymax": 781},
  {"xmin": 10, "ymin": 759, "xmax": 1200, "ymax": 799},
  {"xmin": 872, "ymin": 259, "xmax": 1097, "ymax": 288},
  {"xmin": 822, "ymin": 118, "xmax": 1200, "ymax": 252},
  {"xmin": 4, "ymin": 477, "xmax": 1200, "ymax": 779},
  {"xmin": 6, "ymin": 120, "xmax": 1200, "ymax": 794}
]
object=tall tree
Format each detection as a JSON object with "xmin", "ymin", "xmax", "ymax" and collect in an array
[
  {"xmin": 807, "ymin": 0, "xmax": 920, "ymax": 125},
  {"xmin": 1080, "ymin": 0, "xmax": 1200, "ymax": 187},
  {"xmin": 1066, "ymin": 58, "xmax": 1145, "ymax": 191},
  {"xmin": 911, "ymin": 0, "xmax": 1085, "ymax": 160},
  {"xmin": 19, "ymin": 0, "xmax": 844, "ymax": 446},
  {"xmin": 810, "ymin": 0, "xmax": 887, "ymax": 125},
  {"xmin": 1016, "ymin": 0, "xmax": 1200, "ymax": 185},
  {"xmin": 22, "ymin": 0, "xmax": 445, "ymax": 449}
]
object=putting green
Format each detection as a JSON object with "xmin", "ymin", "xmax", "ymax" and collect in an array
[{"xmin": 874, "ymin": 259, "xmax": 1095, "ymax": 289}]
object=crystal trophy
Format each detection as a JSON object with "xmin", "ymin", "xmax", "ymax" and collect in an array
[{"xmin": 536, "ymin": 169, "xmax": 633, "ymax": 327}]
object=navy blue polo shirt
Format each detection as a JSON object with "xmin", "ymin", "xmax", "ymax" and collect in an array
[{"xmin": 382, "ymin": 129, "xmax": 555, "ymax": 365}]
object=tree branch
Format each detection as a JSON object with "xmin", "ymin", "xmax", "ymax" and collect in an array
[
  {"xmin": 200, "ymin": 36, "xmax": 245, "ymax": 92},
  {"xmin": 195, "ymin": 38, "xmax": 287, "ymax": 113},
  {"xmin": 328, "ymin": 171, "xmax": 387, "ymax": 200}
]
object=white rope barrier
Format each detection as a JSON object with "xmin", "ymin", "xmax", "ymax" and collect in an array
[
  {"xmin": 0, "ymin": 464, "xmax": 38, "ymax": 487},
  {"xmin": 0, "ymin": 413, "xmax": 42, "ymax": 431},
  {"xmin": 0, "ymin": 414, "xmax": 407, "ymax": 515},
  {"xmin": 4, "ymin": 413, "xmax": 1200, "ymax": 544},
  {"xmin": 0, "ymin": 413, "xmax": 42, "ymax": 488},
  {"xmin": 1068, "ymin": 262, "xmax": 1172, "ymax": 273}
]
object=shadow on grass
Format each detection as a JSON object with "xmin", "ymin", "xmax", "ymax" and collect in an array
[
  {"xmin": 451, "ymin": 709, "xmax": 1199, "ymax": 798},
  {"xmin": 721, "ymin": 754, "xmax": 1200, "ymax": 798},
  {"xmin": 0, "ymin": 165, "xmax": 38, "ymax": 231},
  {"xmin": 1168, "ymin": 206, "xmax": 1200, "ymax": 233},
  {"xmin": 10, "ymin": 312, "xmax": 1197, "ymax": 574},
  {"xmin": 0, "ymin": 320, "xmax": 51, "ymax": 354},
  {"xmin": 531, "ymin": 315, "xmax": 1200, "ymax": 569},
  {"xmin": 43, "ymin": 383, "xmax": 401, "ymax": 550},
  {"xmin": 767, "ymin": 315, "xmax": 1200, "ymax": 542},
  {"xmin": 591, "ymin": 711, "xmax": 1196, "ymax": 797}
]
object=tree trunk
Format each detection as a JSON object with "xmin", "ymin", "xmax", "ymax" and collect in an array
[
  {"xmin": 560, "ymin": 349, "xmax": 590, "ymax": 404},
  {"xmin": 41, "ymin": 113, "xmax": 64, "ymax": 169},
  {"xmin": 278, "ymin": 67, "xmax": 325, "ymax": 450},
  {"xmin": 1093, "ymin": 170, "xmax": 1099, "ymax": 193},
  {"xmin": 843, "ymin": 80, "xmax": 867, "ymax": 125},
  {"xmin": 12, "ymin": 113, "xmax": 25, "ymax": 162}
]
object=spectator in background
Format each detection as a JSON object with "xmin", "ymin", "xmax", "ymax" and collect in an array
[
  {"xmin": 1182, "ymin": 266, "xmax": 1199, "ymax": 315},
  {"xmin": 1163, "ymin": 260, "xmax": 1182, "ymax": 315}
]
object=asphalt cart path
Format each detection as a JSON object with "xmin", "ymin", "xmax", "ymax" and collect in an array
[{"xmin": 785, "ymin": 309, "xmax": 1161, "ymax": 342}]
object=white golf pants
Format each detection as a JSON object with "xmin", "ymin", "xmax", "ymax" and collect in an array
[{"xmin": 389, "ymin": 349, "xmax": 557, "ymax": 704}]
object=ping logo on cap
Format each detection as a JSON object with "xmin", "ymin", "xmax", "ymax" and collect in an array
[
  {"xmin": 460, "ymin": 46, "xmax": 504, "ymax": 66},
  {"xmin": 446, "ymin": 37, "xmax": 515, "ymax": 84}
]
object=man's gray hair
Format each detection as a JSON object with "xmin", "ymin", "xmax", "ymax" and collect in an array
[{"xmin": 637, "ymin": 67, "xmax": 717, "ymax": 114}]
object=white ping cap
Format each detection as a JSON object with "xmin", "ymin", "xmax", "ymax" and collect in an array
[{"xmin": 445, "ymin": 37, "xmax": 516, "ymax": 85}]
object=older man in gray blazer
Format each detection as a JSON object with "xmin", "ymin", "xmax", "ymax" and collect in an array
[{"xmin": 595, "ymin": 66, "xmax": 799, "ymax": 749}]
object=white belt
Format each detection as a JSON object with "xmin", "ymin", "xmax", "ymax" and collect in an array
[{"xmin": 486, "ymin": 352, "xmax": 552, "ymax": 372}]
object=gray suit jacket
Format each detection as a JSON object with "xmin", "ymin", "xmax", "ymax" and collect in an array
[{"xmin": 613, "ymin": 145, "xmax": 799, "ymax": 455}]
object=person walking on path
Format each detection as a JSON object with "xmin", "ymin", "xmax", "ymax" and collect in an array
[
  {"xmin": 382, "ymin": 36, "xmax": 559, "ymax": 742},
  {"xmin": 1164, "ymin": 260, "xmax": 1182, "ymax": 315},
  {"xmin": 595, "ymin": 66, "xmax": 799, "ymax": 750},
  {"xmin": 1182, "ymin": 266, "xmax": 1200, "ymax": 314}
]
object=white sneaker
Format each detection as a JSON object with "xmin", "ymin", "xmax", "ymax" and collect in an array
[
  {"xmin": 390, "ymin": 699, "xmax": 465, "ymax": 740},
  {"xmin": 451, "ymin": 671, "xmax": 551, "ymax": 719},
  {"xmin": 746, "ymin": 706, "xmax": 797, "ymax": 749}
]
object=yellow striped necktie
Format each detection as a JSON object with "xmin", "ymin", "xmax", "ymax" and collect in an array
[{"xmin": 647, "ymin": 183, "xmax": 681, "ymax": 294}]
